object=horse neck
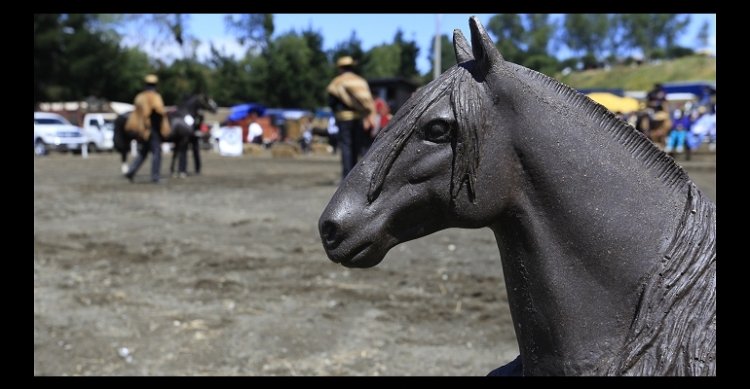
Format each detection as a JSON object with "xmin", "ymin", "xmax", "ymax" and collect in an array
[
  {"xmin": 179, "ymin": 96, "xmax": 201, "ymax": 116},
  {"xmin": 487, "ymin": 65, "xmax": 698, "ymax": 375}
]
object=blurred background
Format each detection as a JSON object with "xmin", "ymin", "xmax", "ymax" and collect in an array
[{"xmin": 34, "ymin": 14, "xmax": 716, "ymax": 376}]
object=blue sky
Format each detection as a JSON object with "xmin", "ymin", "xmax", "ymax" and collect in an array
[{"xmin": 119, "ymin": 14, "xmax": 716, "ymax": 74}]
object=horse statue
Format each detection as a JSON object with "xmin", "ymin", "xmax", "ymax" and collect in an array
[
  {"xmin": 318, "ymin": 17, "xmax": 715, "ymax": 376},
  {"xmin": 113, "ymin": 93, "xmax": 218, "ymax": 175}
]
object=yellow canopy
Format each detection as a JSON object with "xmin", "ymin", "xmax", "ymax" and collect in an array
[{"xmin": 585, "ymin": 92, "xmax": 640, "ymax": 114}]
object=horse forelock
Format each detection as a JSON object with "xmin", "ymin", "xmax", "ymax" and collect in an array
[{"xmin": 367, "ymin": 64, "xmax": 487, "ymax": 204}]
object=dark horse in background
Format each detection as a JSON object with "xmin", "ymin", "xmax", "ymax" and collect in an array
[
  {"xmin": 319, "ymin": 17, "xmax": 715, "ymax": 376},
  {"xmin": 113, "ymin": 93, "xmax": 217, "ymax": 175}
]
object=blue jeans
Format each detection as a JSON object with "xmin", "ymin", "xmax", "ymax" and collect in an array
[
  {"xmin": 127, "ymin": 129, "xmax": 162, "ymax": 181},
  {"xmin": 665, "ymin": 129, "xmax": 687, "ymax": 152}
]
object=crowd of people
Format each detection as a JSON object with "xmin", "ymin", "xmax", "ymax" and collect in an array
[
  {"xmin": 617, "ymin": 83, "xmax": 716, "ymax": 159},
  {"xmin": 119, "ymin": 67, "xmax": 714, "ymax": 185}
]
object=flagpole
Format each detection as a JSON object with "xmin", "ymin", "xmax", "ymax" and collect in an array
[{"xmin": 433, "ymin": 14, "xmax": 442, "ymax": 79}]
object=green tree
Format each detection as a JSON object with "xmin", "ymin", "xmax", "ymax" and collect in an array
[
  {"xmin": 562, "ymin": 14, "xmax": 610, "ymax": 61},
  {"xmin": 329, "ymin": 31, "xmax": 366, "ymax": 74},
  {"xmin": 697, "ymin": 20, "xmax": 711, "ymax": 48},
  {"xmin": 523, "ymin": 14, "xmax": 559, "ymax": 74},
  {"xmin": 206, "ymin": 47, "xmax": 257, "ymax": 106},
  {"xmin": 301, "ymin": 28, "xmax": 335, "ymax": 107},
  {"xmin": 225, "ymin": 14, "xmax": 274, "ymax": 52},
  {"xmin": 122, "ymin": 14, "xmax": 200, "ymax": 60},
  {"xmin": 253, "ymin": 30, "xmax": 331, "ymax": 108},
  {"xmin": 34, "ymin": 14, "xmax": 153, "ymax": 104},
  {"xmin": 426, "ymin": 34, "xmax": 456, "ymax": 81},
  {"xmin": 487, "ymin": 14, "xmax": 525, "ymax": 62},
  {"xmin": 361, "ymin": 30, "xmax": 420, "ymax": 81},
  {"xmin": 34, "ymin": 14, "xmax": 65, "ymax": 105},
  {"xmin": 525, "ymin": 14, "xmax": 555, "ymax": 56},
  {"xmin": 484, "ymin": 14, "xmax": 560, "ymax": 74},
  {"xmin": 393, "ymin": 30, "xmax": 420, "ymax": 80},
  {"xmin": 663, "ymin": 14, "xmax": 690, "ymax": 52},
  {"xmin": 156, "ymin": 58, "xmax": 211, "ymax": 105},
  {"xmin": 362, "ymin": 44, "xmax": 401, "ymax": 78},
  {"xmin": 620, "ymin": 14, "xmax": 691, "ymax": 60}
]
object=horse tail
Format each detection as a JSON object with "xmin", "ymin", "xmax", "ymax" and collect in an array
[
  {"xmin": 113, "ymin": 112, "xmax": 134, "ymax": 166},
  {"xmin": 113, "ymin": 113, "xmax": 130, "ymax": 153}
]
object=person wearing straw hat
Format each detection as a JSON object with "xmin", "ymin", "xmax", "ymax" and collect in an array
[
  {"xmin": 124, "ymin": 74, "xmax": 170, "ymax": 183},
  {"xmin": 326, "ymin": 56, "xmax": 376, "ymax": 179}
]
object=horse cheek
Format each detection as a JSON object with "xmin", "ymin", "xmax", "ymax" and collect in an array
[{"xmin": 405, "ymin": 146, "xmax": 454, "ymax": 201}]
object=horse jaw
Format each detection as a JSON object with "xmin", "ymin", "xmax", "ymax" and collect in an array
[{"xmin": 319, "ymin": 190, "xmax": 395, "ymax": 268}]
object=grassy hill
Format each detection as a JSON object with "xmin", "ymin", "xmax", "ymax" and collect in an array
[{"xmin": 556, "ymin": 55, "xmax": 716, "ymax": 91}]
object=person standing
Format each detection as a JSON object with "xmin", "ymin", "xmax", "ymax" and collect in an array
[
  {"xmin": 124, "ymin": 74, "xmax": 171, "ymax": 183},
  {"xmin": 326, "ymin": 56, "xmax": 376, "ymax": 179}
]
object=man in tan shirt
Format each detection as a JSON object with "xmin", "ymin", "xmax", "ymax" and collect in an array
[
  {"xmin": 326, "ymin": 56, "xmax": 376, "ymax": 179},
  {"xmin": 124, "ymin": 74, "xmax": 170, "ymax": 183}
]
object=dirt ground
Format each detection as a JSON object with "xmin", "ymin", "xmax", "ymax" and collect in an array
[{"xmin": 33, "ymin": 149, "xmax": 716, "ymax": 376}]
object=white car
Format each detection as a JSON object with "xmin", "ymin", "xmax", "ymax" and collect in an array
[
  {"xmin": 82, "ymin": 113, "xmax": 117, "ymax": 152},
  {"xmin": 34, "ymin": 112, "xmax": 86, "ymax": 156}
]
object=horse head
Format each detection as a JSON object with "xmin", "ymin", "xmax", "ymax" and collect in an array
[
  {"xmin": 192, "ymin": 93, "xmax": 218, "ymax": 114},
  {"xmin": 318, "ymin": 16, "xmax": 715, "ymax": 376},
  {"xmin": 319, "ymin": 17, "xmax": 511, "ymax": 268}
]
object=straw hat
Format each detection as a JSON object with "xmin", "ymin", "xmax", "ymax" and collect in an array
[
  {"xmin": 144, "ymin": 74, "xmax": 159, "ymax": 84},
  {"xmin": 336, "ymin": 56, "xmax": 356, "ymax": 67}
]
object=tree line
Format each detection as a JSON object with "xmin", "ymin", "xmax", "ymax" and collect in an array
[{"xmin": 35, "ymin": 14, "xmax": 706, "ymax": 110}]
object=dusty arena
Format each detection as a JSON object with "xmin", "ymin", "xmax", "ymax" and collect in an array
[{"xmin": 34, "ymin": 150, "xmax": 716, "ymax": 376}]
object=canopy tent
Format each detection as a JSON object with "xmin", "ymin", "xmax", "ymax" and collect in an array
[
  {"xmin": 227, "ymin": 103, "xmax": 266, "ymax": 122},
  {"xmin": 586, "ymin": 92, "xmax": 640, "ymax": 114}
]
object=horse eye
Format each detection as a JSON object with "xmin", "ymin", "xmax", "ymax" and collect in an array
[{"xmin": 424, "ymin": 120, "xmax": 452, "ymax": 143}]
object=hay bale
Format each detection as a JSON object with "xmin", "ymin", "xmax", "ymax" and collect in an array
[
  {"xmin": 243, "ymin": 143, "xmax": 266, "ymax": 156},
  {"xmin": 310, "ymin": 143, "xmax": 333, "ymax": 155},
  {"xmin": 271, "ymin": 142, "xmax": 301, "ymax": 158}
]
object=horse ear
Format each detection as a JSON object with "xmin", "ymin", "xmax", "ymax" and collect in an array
[
  {"xmin": 469, "ymin": 16, "xmax": 504, "ymax": 75},
  {"xmin": 453, "ymin": 29, "xmax": 473, "ymax": 63}
]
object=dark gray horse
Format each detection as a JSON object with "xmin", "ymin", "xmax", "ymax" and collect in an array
[
  {"xmin": 318, "ymin": 17, "xmax": 715, "ymax": 376},
  {"xmin": 113, "ymin": 93, "xmax": 217, "ymax": 175}
]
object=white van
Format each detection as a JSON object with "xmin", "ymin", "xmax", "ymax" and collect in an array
[{"xmin": 82, "ymin": 113, "xmax": 117, "ymax": 152}]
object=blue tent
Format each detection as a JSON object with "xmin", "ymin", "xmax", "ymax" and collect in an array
[{"xmin": 227, "ymin": 103, "xmax": 266, "ymax": 122}]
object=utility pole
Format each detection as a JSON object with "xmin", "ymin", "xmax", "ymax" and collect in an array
[{"xmin": 433, "ymin": 14, "xmax": 441, "ymax": 80}]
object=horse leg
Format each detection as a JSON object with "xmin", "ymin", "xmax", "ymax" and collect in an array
[
  {"xmin": 191, "ymin": 135, "xmax": 201, "ymax": 174},
  {"xmin": 170, "ymin": 143, "xmax": 177, "ymax": 176},
  {"xmin": 174, "ymin": 138, "xmax": 189, "ymax": 178},
  {"xmin": 179, "ymin": 139, "xmax": 189, "ymax": 176}
]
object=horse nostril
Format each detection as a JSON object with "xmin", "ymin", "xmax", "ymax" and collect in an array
[{"xmin": 321, "ymin": 220, "xmax": 339, "ymax": 248}]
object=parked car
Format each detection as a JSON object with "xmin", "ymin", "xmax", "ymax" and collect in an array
[
  {"xmin": 81, "ymin": 112, "xmax": 117, "ymax": 152},
  {"xmin": 34, "ymin": 112, "xmax": 86, "ymax": 156}
]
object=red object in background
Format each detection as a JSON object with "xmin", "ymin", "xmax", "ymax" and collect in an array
[
  {"xmin": 375, "ymin": 97, "xmax": 392, "ymax": 128},
  {"xmin": 225, "ymin": 115, "xmax": 280, "ymax": 143}
]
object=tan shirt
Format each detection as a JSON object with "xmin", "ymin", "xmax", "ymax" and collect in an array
[
  {"xmin": 125, "ymin": 90, "xmax": 171, "ymax": 140},
  {"xmin": 326, "ymin": 72, "xmax": 376, "ymax": 119}
]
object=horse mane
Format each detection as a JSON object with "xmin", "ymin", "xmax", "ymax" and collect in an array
[
  {"xmin": 510, "ymin": 64, "xmax": 715, "ymax": 375},
  {"xmin": 516, "ymin": 64, "xmax": 691, "ymax": 193},
  {"xmin": 368, "ymin": 63, "xmax": 486, "ymax": 203},
  {"xmin": 601, "ymin": 183, "xmax": 716, "ymax": 375}
]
